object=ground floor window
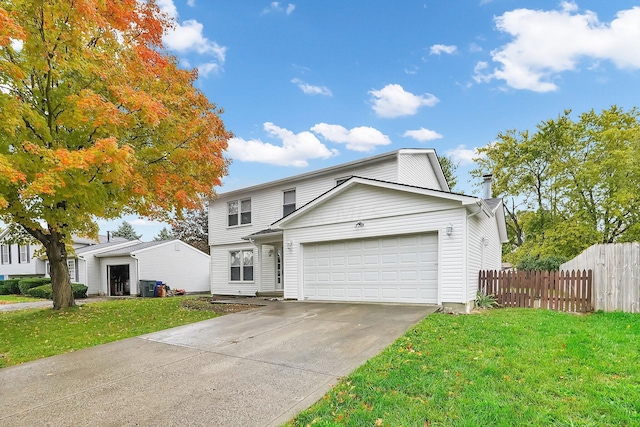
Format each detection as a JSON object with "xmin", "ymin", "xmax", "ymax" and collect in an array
[{"xmin": 230, "ymin": 250, "xmax": 253, "ymax": 282}]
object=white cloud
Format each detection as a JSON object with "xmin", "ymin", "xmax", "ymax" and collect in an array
[
  {"xmin": 445, "ymin": 145, "xmax": 477, "ymax": 166},
  {"xmin": 197, "ymin": 62, "xmax": 221, "ymax": 77},
  {"xmin": 227, "ymin": 122, "xmax": 338, "ymax": 167},
  {"xmin": 311, "ymin": 123, "xmax": 391, "ymax": 152},
  {"xmin": 158, "ymin": 0, "xmax": 226, "ymax": 76},
  {"xmin": 403, "ymin": 128, "xmax": 443, "ymax": 142},
  {"xmin": 157, "ymin": 0, "xmax": 179, "ymax": 19},
  {"xmin": 475, "ymin": 4, "xmax": 640, "ymax": 92},
  {"xmin": 187, "ymin": 0, "xmax": 196, "ymax": 6},
  {"xmin": 263, "ymin": 2, "xmax": 296, "ymax": 15},
  {"xmin": 291, "ymin": 78, "xmax": 332, "ymax": 96},
  {"xmin": 369, "ymin": 84, "xmax": 439, "ymax": 118},
  {"xmin": 469, "ymin": 42, "xmax": 483, "ymax": 53},
  {"xmin": 430, "ymin": 44, "xmax": 457, "ymax": 55}
]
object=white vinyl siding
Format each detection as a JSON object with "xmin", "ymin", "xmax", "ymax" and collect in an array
[
  {"xmin": 133, "ymin": 241, "xmax": 210, "ymax": 294},
  {"xmin": 397, "ymin": 151, "xmax": 446, "ymax": 190},
  {"xmin": 281, "ymin": 185, "xmax": 467, "ymax": 303},
  {"xmin": 209, "ymin": 157, "xmax": 399, "ymax": 247},
  {"xmin": 303, "ymin": 233, "xmax": 438, "ymax": 303},
  {"xmin": 211, "ymin": 245, "xmax": 258, "ymax": 296},
  {"xmin": 466, "ymin": 211, "xmax": 502, "ymax": 302}
]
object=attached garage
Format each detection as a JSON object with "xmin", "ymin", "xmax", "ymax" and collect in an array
[{"xmin": 302, "ymin": 233, "xmax": 438, "ymax": 304}]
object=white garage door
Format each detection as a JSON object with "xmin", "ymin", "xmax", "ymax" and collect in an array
[{"xmin": 303, "ymin": 233, "xmax": 438, "ymax": 304}]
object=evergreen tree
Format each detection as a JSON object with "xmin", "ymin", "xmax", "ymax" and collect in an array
[{"xmin": 112, "ymin": 221, "xmax": 142, "ymax": 240}]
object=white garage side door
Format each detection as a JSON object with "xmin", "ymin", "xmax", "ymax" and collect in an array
[{"xmin": 303, "ymin": 233, "xmax": 438, "ymax": 304}]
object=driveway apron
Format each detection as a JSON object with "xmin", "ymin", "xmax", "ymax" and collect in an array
[{"xmin": 0, "ymin": 301, "xmax": 437, "ymax": 427}]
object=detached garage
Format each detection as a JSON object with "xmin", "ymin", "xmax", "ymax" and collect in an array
[
  {"xmin": 303, "ymin": 233, "xmax": 438, "ymax": 304},
  {"xmin": 271, "ymin": 177, "xmax": 507, "ymax": 312}
]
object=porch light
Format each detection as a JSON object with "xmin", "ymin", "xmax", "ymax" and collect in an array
[
  {"xmin": 355, "ymin": 221, "xmax": 364, "ymax": 228},
  {"xmin": 286, "ymin": 240, "xmax": 293, "ymax": 250},
  {"xmin": 446, "ymin": 224, "xmax": 453, "ymax": 236}
]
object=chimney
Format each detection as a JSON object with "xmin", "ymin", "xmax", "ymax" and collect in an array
[
  {"xmin": 482, "ymin": 174, "xmax": 493, "ymax": 199},
  {"xmin": 107, "ymin": 231, "xmax": 111, "ymax": 242}
]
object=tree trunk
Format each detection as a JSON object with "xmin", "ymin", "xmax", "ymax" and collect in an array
[{"xmin": 45, "ymin": 237, "xmax": 75, "ymax": 310}]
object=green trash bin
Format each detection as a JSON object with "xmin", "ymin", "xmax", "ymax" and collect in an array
[{"xmin": 139, "ymin": 280, "xmax": 157, "ymax": 297}]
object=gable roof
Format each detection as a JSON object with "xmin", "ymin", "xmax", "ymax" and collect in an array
[
  {"xmin": 75, "ymin": 240, "xmax": 142, "ymax": 256},
  {"xmin": 95, "ymin": 240, "xmax": 168, "ymax": 257},
  {"xmin": 272, "ymin": 176, "xmax": 492, "ymax": 228},
  {"xmin": 94, "ymin": 239, "xmax": 210, "ymax": 258},
  {"xmin": 215, "ymin": 148, "xmax": 448, "ymax": 199}
]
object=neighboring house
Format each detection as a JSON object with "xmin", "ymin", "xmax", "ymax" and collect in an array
[
  {"xmin": 0, "ymin": 229, "xmax": 210, "ymax": 296},
  {"xmin": 89, "ymin": 240, "xmax": 210, "ymax": 296},
  {"xmin": 209, "ymin": 148, "xmax": 508, "ymax": 311},
  {"xmin": 0, "ymin": 229, "xmax": 127, "ymax": 280}
]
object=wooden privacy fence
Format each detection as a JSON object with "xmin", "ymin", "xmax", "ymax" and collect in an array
[{"xmin": 478, "ymin": 270, "xmax": 593, "ymax": 313}]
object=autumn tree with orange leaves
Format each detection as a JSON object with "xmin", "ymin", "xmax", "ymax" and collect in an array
[{"xmin": 0, "ymin": 1, "xmax": 230, "ymax": 309}]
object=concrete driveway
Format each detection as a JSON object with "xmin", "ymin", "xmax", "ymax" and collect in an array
[{"xmin": 0, "ymin": 301, "xmax": 437, "ymax": 426}]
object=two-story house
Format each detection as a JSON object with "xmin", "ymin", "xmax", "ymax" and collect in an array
[
  {"xmin": 209, "ymin": 148, "xmax": 508, "ymax": 312},
  {"xmin": 0, "ymin": 230, "xmax": 121, "ymax": 281}
]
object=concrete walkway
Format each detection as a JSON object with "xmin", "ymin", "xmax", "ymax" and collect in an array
[
  {"xmin": 0, "ymin": 301, "xmax": 437, "ymax": 426},
  {"xmin": 0, "ymin": 297, "xmax": 112, "ymax": 312}
]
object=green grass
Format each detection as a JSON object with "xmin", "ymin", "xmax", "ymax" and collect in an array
[
  {"xmin": 0, "ymin": 297, "xmax": 220, "ymax": 368},
  {"xmin": 287, "ymin": 309, "xmax": 640, "ymax": 427},
  {"xmin": 0, "ymin": 295, "xmax": 44, "ymax": 304}
]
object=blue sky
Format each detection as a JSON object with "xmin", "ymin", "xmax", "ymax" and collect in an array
[{"xmin": 100, "ymin": 0, "xmax": 640, "ymax": 240}]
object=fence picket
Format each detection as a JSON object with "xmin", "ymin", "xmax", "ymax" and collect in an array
[{"xmin": 478, "ymin": 269, "xmax": 593, "ymax": 313}]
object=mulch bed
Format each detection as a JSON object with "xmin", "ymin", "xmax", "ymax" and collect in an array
[{"xmin": 180, "ymin": 297, "xmax": 262, "ymax": 313}]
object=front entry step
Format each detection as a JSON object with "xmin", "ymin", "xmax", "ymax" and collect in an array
[{"xmin": 256, "ymin": 291, "xmax": 283, "ymax": 297}]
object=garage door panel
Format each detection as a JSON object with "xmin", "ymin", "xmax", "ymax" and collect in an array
[{"xmin": 304, "ymin": 233, "xmax": 437, "ymax": 304}]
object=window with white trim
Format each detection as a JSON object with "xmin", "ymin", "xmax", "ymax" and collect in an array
[
  {"xmin": 228, "ymin": 198, "xmax": 251, "ymax": 226},
  {"xmin": 230, "ymin": 250, "xmax": 253, "ymax": 282},
  {"xmin": 18, "ymin": 245, "xmax": 29, "ymax": 264},
  {"xmin": 1, "ymin": 245, "xmax": 10, "ymax": 264},
  {"xmin": 283, "ymin": 189, "xmax": 296, "ymax": 216},
  {"xmin": 67, "ymin": 259, "xmax": 77, "ymax": 282}
]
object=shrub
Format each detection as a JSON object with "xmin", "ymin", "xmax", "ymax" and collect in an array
[
  {"xmin": 72, "ymin": 283, "xmax": 88, "ymax": 299},
  {"xmin": 26, "ymin": 283, "xmax": 88, "ymax": 300},
  {"xmin": 2, "ymin": 279, "xmax": 21, "ymax": 294},
  {"xmin": 476, "ymin": 292, "xmax": 499, "ymax": 309},
  {"xmin": 517, "ymin": 255, "xmax": 567, "ymax": 271},
  {"xmin": 18, "ymin": 277, "xmax": 51, "ymax": 295},
  {"xmin": 26, "ymin": 284, "xmax": 52, "ymax": 299},
  {"xmin": 0, "ymin": 283, "xmax": 8, "ymax": 295}
]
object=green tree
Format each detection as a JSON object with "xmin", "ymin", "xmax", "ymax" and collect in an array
[
  {"xmin": 437, "ymin": 155, "xmax": 458, "ymax": 191},
  {"xmin": 153, "ymin": 227, "xmax": 173, "ymax": 241},
  {"xmin": 171, "ymin": 206, "xmax": 209, "ymax": 254},
  {"xmin": 112, "ymin": 221, "xmax": 141, "ymax": 241},
  {"xmin": 0, "ymin": 1, "xmax": 230, "ymax": 309},
  {"xmin": 474, "ymin": 106, "xmax": 640, "ymax": 264}
]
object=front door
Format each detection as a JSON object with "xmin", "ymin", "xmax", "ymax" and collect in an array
[{"xmin": 108, "ymin": 265, "xmax": 130, "ymax": 296}]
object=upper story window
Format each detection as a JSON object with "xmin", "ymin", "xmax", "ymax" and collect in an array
[
  {"xmin": 1, "ymin": 245, "xmax": 10, "ymax": 264},
  {"xmin": 18, "ymin": 245, "xmax": 29, "ymax": 264},
  {"xmin": 336, "ymin": 176, "xmax": 351, "ymax": 186},
  {"xmin": 283, "ymin": 189, "xmax": 296, "ymax": 217},
  {"xmin": 228, "ymin": 198, "xmax": 251, "ymax": 226},
  {"xmin": 230, "ymin": 250, "xmax": 253, "ymax": 282}
]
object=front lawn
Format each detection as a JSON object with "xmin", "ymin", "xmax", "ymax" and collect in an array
[
  {"xmin": 287, "ymin": 309, "xmax": 640, "ymax": 427},
  {"xmin": 0, "ymin": 297, "xmax": 221, "ymax": 368}
]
